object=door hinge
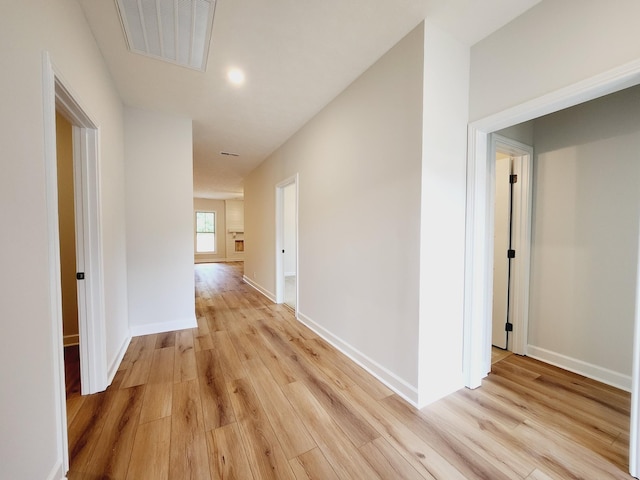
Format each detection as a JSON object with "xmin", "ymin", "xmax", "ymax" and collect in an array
[
  {"xmin": 507, "ymin": 249, "xmax": 516, "ymax": 259},
  {"xmin": 505, "ymin": 322, "xmax": 513, "ymax": 332},
  {"xmin": 76, "ymin": 272, "xmax": 85, "ymax": 280},
  {"xmin": 509, "ymin": 174, "xmax": 518, "ymax": 184}
]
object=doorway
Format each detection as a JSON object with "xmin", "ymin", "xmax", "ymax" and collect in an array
[
  {"xmin": 490, "ymin": 135, "xmax": 533, "ymax": 355},
  {"xmin": 491, "ymin": 152, "xmax": 511, "ymax": 350},
  {"xmin": 55, "ymin": 110, "xmax": 82, "ymax": 398},
  {"xmin": 43, "ymin": 53, "xmax": 109, "ymax": 474},
  {"xmin": 275, "ymin": 175, "xmax": 298, "ymax": 312},
  {"xmin": 463, "ymin": 64, "xmax": 640, "ymax": 477}
]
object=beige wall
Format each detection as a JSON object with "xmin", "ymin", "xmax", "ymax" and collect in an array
[
  {"xmin": 528, "ymin": 86, "xmax": 640, "ymax": 385},
  {"xmin": 55, "ymin": 111, "xmax": 79, "ymax": 345},
  {"xmin": 496, "ymin": 121, "xmax": 534, "ymax": 146},
  {"xmin": 225, "ymin": 200, "xmax": 245, "ymax": 261},
  {"xmin": 417, "ymin": 22, "xmax": 470, "ymax": 404},
  {"xmin": 194, "ymin": 198, "xmax": 227, "ymax": 263},
  {"xmin": 125, "ymin": 107, "xmax": 195, "ymax": 335},
  {"xmin": 0, "ymin": 0, "xmax": 129, "ymax": 477},
  {"xmin": 470, "ymin": 0, "xmax": 640, "ymax": 121},
  {"xmin": 245, "ymin": 24, "xmax": 424, "ymax": 398}
]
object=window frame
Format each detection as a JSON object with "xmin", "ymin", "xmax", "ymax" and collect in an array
[{"xmin": 195, "ymin": 210, "xmax": 216, "ymax": 253}]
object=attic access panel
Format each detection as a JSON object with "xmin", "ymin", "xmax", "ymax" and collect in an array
[{"xmin": 115, "ymin": 0, "xmax": 216, "ymax": 71}]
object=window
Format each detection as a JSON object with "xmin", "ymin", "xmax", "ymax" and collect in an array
[{"xmin": 196, "ymin": 211, "xmax": 215, "ymax": 253}]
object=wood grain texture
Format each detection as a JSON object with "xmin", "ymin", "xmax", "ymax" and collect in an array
[
  {"xmin": 246, "ymin": 359, "xmax": 315, "ymax": 459},
  {"xmin": 148, "ymin": 347, "xmax": 175, "ymax": 384},
  {"xmin": 207, "ymin": 422, "xmax": 254, "ymax": 480},
  {"xmin": 284, "ymin": 380, "xmax": 382, "ymax": 479},
  {"xmin": 174, "ymin": 329, "xmax": 198, "ymax": 383},
  {"xmin": 126, "ymin": 416, "xmax": 171, "ymax": 480},
  {"xmin": 359, "ymin": 437, "xmax": 426, "ymax": 480},
  {"xmin": 139, "ymin": 381, "xmax": 172, "ymax": 424},
  {"xmin": 228, "ymin": 377, "xmax": 296, "ymax": 479},
  {"xmin": 289, "ymin": 448, "xmax": 340, "ymax": 480},
  {"xmin": 67, "ymin": 390, "xmax": 115, "ymax": 472},
  {"xmin": 83, "ymin": 386, "xmax": 144, "ymax": 478},
  {"xmin": 65, "ymin": 263, "xmax": 633, "ymax": 479},
  {"xmin": 170, "ymin": 379, "xmax": 211, "ymax": 479},
  {"xmin": 196, "ymin": 349, "xmax": 236, "ymax": 430}
]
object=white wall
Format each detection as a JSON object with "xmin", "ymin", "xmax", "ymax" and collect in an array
[
  {"xmin": 418, "ymin": 23, "xmax": 469, "ymax": 405},
  {"xmin": 528, "ymin": 86, "xmax": 640, "ymax": 385},
  {"xmin": 125, "ymin": 107, "xmax": 196, "ymax": 335},
  {"xmin": 245, "ymin": 24, "xmax": 424, "ymax": 401},
  {"xmin": 194, "ymin": 198, "xmax": 227, "ymax": 263},
  {"xmin": 0, "ymin": 1, "xmax": 129, "ymax": 477},
  {"xmin": 470, "ymin": 0, "xmax": 640, "ymax": 121}
]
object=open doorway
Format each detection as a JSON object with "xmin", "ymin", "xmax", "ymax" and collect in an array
[
  {"xmin": 464, "ymin": 65, "xmax": 640, "ymax": 477},
  {"xmin": 490, "ymin": 135, "xmax": 533, "ymax": 355},
  {"xmin": 275, "ymin": 175, "xmax": 298, "ymax": 312},
  {"xmin": 43, "ymin": 53, "xmax": 109, "ymax": 473},
  {"xmin": 55, "ymin": 111, "xmax": 82, "ymax": 400}
]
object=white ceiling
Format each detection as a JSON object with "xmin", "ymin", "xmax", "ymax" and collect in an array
[{"xmin": 79, "ymin": 0, "xmax": 541, "ymax": 199}]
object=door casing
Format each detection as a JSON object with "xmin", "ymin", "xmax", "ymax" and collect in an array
[
  {"xmin": 489, "ymin": 135, "xmax": 533, "ymax": 359},
  {"xmin": 275, "ymin": 174, "xmax": 299, "ymax": 313},
  {"xmin": 43, "ymin": 52, "xmax": 108, "ymax": 474},
  {"xmin": 462, "ymin": 57, "xmax": 640, "ymax": 478}
]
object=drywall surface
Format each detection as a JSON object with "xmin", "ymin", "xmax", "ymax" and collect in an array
[
  {"xmin": 496, "ymin": 121, "xmax": 534, "ymax": 146},
  {"xmin": 0, "ymin": 0, "xmax": 129, "ymax": 477},
  {"xmin": 124, "ymin": 107, "xmax": 196, "ymax": 335},
  {"xmin": 470, "ymin": 0, "xmax": 640, "ymax": 121},
  {"xmin": 225, "ymin": 200, "xmax": 245, "ymax": 261},
  {"xmin": 529, "ymin": 86, "xmax": 640, "ymax": 382},
  {"xmin": 245, "ymin": 24, "xmax": 424, "ymax": 397},
  {"xmin": 417, "ymin": 22, "xmax": 469, "ymax": 405}
]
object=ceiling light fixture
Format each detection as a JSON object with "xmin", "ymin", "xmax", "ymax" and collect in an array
[
  {"xmin": 220, "ymin": 151, "xmax": 240, "ymax": 157},
  {"xmin": 115, "ymin": 0, "xmax": 216, "ymax": 71},
  {"xmin": 227, "ymin": 68, "xmax": 246, "ymax": 86}
]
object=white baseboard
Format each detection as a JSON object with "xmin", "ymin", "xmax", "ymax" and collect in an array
[
  {"xmin": 527, "ymin": 344, "xmax": 632, "ymax": 392},
  {"xmin": 129, "ymin": 316, "xmax": 197, "ymax": 337},
  {"xmin": 45, "ymin": 460, "xmax": 64, "ymax": 480},
  {"xmin": 242, "ymin": 276, "xmax": 276, "ymax": 303},
  {"xmin": 63, "ymin": 334, "xmax": 79, "ymax": 346},
  {"xmin": 297, "ymin": 311, "xmax": 419, "ymax": 406},
  {"xmin": 108, "ymin": 334, "xmax": 131, "ymax": 385}
]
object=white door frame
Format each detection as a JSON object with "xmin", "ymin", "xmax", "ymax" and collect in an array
[
  {"xmin": 489, "ymin": 134, "xmax": 533, "ymax": 358},
  {"xmin": 462, "ymin": 58, "xmax": 640, "ymax": 478},
  {"xmin": 275, "ymin": 174, "xmax": 299, "ymax": 312},
  {"xmin": 43, "ymin": 52, "xmax": 108, "ymax": 473}
]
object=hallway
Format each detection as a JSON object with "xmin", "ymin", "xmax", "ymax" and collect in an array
[{"xmin": 66, "ymin": 262, "xmax": 632, "ymax": 479}]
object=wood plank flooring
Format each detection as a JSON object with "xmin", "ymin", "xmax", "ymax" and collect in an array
[{"xmin": 66, "ymin": 262, "xmax": 633, "ymax": 479}]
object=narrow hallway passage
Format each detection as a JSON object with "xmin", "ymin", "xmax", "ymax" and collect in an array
[{"xmin": 66, "ymin": 262, "xmax": 632, "ymax": 479}]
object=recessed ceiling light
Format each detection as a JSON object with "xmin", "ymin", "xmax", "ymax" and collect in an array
[{"xmin": 227, "ymin": 68, "xmax": 245, "ymax": 86}]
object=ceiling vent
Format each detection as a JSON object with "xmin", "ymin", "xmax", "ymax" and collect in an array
[{"xmin": 115, "ymin": 0, "xmax": 216, "ymax": 71}]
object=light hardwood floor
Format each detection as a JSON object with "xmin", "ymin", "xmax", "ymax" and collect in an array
[{"xmin": 66, "ymin": 262, "xmax": 633, "ymax": 479}]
